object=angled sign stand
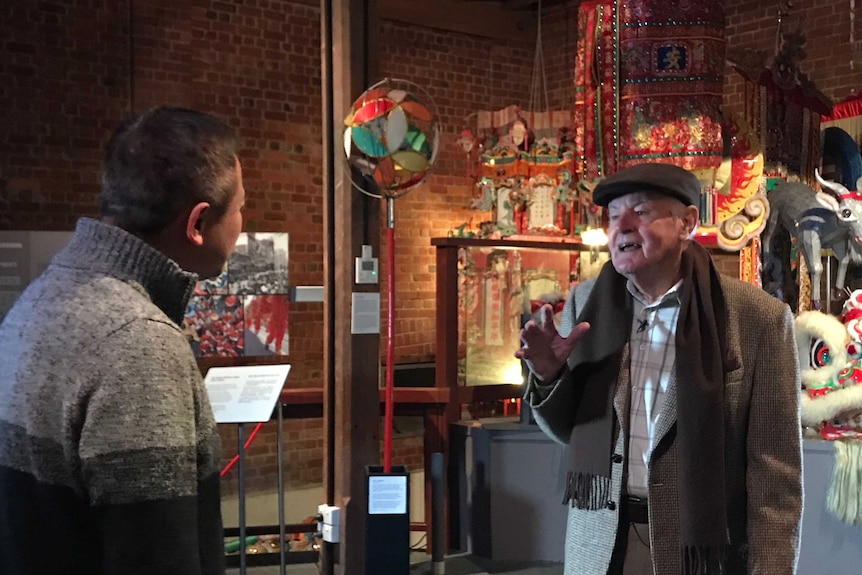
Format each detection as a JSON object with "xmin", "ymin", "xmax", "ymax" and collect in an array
[{"xmin": 205, "ymin": 364, "xmax": 291, "ymax": 575}]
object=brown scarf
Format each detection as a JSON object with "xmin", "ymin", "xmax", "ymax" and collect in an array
[{"xmin": 562, "ymin": 241, "xmax": 730, "ymax": 575}]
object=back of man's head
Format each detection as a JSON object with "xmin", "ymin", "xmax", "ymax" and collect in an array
[{"xmin": 100, "ymin": 107, "xmax": 238, "ymax": 237}]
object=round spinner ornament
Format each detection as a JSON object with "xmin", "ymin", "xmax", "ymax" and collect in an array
[{"xmin": 343, "ymin": 78, "xmax": 440, "ymax": 198}]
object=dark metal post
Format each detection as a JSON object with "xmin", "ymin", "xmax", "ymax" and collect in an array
[
  {"xmin": 238, "ymin": 424, "xmax": 247, "ymax": 575},
  {"xmin": 431, "ymin": 452, "xmax": 445, "ymax": 575},
  {"xmin": 277, "ymin": 405, "xmax": 286, "ymax": 574},
  {"xmin": 321, "ymin": 1, "xmax": 335, "ymax": 574}
]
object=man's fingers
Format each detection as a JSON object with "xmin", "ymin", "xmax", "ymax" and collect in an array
[
  {"xmin": 539, "ymin": 303, "xmax": 555, "ymax": 326},
  {"xmin": 517, "ymin": 308, "xmax": 566, "ymax": 361},
  {"xmin": 567, "ymin": 321, "xmax": 590, "ymax": 342},
  {"xmin": 514, "ymin": 346, "xmax": 527, "ymax": 359}
]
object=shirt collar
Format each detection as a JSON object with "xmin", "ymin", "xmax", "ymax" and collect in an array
[
  {"xmin": 53, "ymin": 218, "xmax": 198, "ymax": 325},
  {"xmin": 626, "ymin": 278, "xmax": 683, "ymax": 308}
]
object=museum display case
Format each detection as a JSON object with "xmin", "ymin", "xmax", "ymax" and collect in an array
[{"xmin": 432, "ymin": 236, "xmax": 608, "ymax": 394}]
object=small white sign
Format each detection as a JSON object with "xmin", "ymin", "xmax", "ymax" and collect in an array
[
  {"xmin": 351, "ymin": 292, "xmax": 380, "ymax": 334},
  {"xmin": 368, "ymin": 475, "xmax": 407, "ymax": 515},
  {"xmin": 0, "ymin": 290, "xmax": 22, "ymax": 323},
  {"xmin": 0, "ymin": 231, "xmax": 72, "ymax": 322},
  {"xmin": 204, "ymin": 364, "xmax": 291, "ymax": 423}
]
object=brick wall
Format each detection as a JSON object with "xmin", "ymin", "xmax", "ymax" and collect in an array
[
  {"xmin": 725, "ymin": 0, "xmax": 862, "ymax": 111},
  {"xmin": 544, "ymin": 2, "xmax": 579, "ymax": 111},
  {"xmin": 0, "ymin": 0, "xmax": 129, "ymax": 229},
  {"xmin": 712, "ymin": 251, "xmax": 743, "ymax": 278}
]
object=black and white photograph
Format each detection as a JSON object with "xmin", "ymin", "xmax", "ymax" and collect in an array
[
  {"xmin": 193, "ymin": 268, "xmax": 229, "ymax": 295},
  {"xmin": 226, "ymin": 232, "xmax": 289, "ymax": 295}
]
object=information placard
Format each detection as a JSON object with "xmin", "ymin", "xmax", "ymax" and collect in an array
[
  {"xmin": 351, "ymin": 292, "xmax": 380, "ymax": 335},
  {"xmin": 0, "ymin": 231, "xmax": 71, "ymax": 322},
  {"xmin": 203, "ymin": 364, "xmax": 291, "ymax": 423},
  {"xmin": 368, "ymin": 474, "xmax": 408, "ymax": 515}
]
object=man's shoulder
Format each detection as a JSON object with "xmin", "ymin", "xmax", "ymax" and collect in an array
[
  {"xmin": 563, "ymin": 278, "xmax": 598, "ymax": 319},
  {"xmin": 73, "ymin": 277, "xmax": 185, "ymax": 348},
  {"xmin": 572, "ymin": 278, "xmax": 598, "ymax": 301},
  {"xmin": 4, "ymin": 267, "xmax": 181, "ymax": 345},
  {"xmin": 573, "ymin": 274, "xmax": 786, "ymax": 316},
  {"xmin": 719, "ymin": 275, "xmax": 789, "ymax": 317}
]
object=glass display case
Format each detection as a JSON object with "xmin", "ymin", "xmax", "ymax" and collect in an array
[{"xmin": 432, "ymin": 237, "xmax": 608, "ymax": 391}]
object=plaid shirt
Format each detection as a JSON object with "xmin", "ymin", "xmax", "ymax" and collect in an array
[{"xmin": 625, "ymin": 280, "xmax": 682, "ymax": 498}]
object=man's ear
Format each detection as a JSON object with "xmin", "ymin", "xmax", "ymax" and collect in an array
[
  {"xmin": 185, "ymin": 202, "xmax": 210, "ymax": 246},
  {"xmin": 681, "ymin": 205, "xmax": 699, "ymax": 238}
]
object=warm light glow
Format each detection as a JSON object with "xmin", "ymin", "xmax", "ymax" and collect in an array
[
  {"xmin": 581, "ymin": 228, "xmax": 609, "ymax": 246},
  {"xmin": 501, "ymin": 360, "xmax": 525, "ymax": 385}
]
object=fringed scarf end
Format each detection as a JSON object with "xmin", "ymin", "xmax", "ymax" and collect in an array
[
  {"xmin": 682, "ymin": 545, "xmax": 727, "ymax": 575},
  {"xmin": 561, "ymin": 471, "xmax": 611, "ymax": 510}
]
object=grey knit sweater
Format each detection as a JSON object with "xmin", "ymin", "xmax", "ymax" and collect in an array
[{"xmin": 0, "ymin": 218, "xmax": 225, "ymax": 575}]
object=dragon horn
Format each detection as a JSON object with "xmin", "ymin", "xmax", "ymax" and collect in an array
[{"xmin": 815, "ymin": 168, "xmax": 849, "ymax": 198}]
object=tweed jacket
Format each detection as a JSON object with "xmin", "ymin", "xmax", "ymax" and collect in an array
[{"xmin": 525, "ymin": 274, "xmax": 803, "ymax": 575}]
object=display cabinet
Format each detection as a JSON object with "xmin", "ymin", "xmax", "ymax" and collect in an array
[
  {"xmin": 433, "ymin": 236, "xmax": 607, "ymax": 398},
  {"xmin": 430, "ymin": 236, "xmax": 607, "ymax": 552}
]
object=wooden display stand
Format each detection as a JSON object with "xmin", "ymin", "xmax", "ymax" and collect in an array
[{"xmin": 431, "ymin": 236, "xmax": 604, "ymax": 550}]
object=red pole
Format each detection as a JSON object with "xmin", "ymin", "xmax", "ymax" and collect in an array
[{"xmin": 383, "ymin": 198, "xmax": 395, "ymax": 473}]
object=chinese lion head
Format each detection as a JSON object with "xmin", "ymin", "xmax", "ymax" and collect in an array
[
  {"xmin": 795, "ymin": 291, "xmax": 862, "ymax": 526},
  {"xmin": 796, "ymin": 291, "xmax": 862, "ymax": 438}
]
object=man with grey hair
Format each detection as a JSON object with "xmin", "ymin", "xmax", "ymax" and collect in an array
[
  {"xmin": 0, "ymin": 107, "xmax": 245, "ymax": 575},
  {"xmin": 516, "ymin": 163, "xmax": 802, "ymax": 575}
]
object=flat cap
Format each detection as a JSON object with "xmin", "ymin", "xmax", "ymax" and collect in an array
[{"xmin": 592, "ymin": 163, "xmax": 701, "ymax": 208}]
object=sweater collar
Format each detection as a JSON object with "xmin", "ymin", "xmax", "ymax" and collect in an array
[{"xmin": 54, "ymin": 218, "xmax": 198, "ymax": 325}]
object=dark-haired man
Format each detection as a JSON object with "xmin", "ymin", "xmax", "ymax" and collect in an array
[
  {"xmin": 516, "ymin": 163, "xmax": 802, "ymax": 575},
  {"xmin": 0, "ymin": 107, "xmax": 243, "ymax": 575}
]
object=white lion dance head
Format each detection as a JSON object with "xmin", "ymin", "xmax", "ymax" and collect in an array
[{"xmin": 796, "ymin": 290, "xmax": 862, "ymax": 525}]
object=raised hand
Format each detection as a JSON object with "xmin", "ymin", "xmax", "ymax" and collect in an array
[{"xmin": 514, "ymin": 303, "xmax": 590, "ymax": 382}]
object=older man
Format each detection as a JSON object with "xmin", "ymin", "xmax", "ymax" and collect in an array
[
  {"xmin": 516, "ymin": 163, "xmax": 802, "ymax": 575},
  {"xmin": 0, "ymin": 107, "xmax": 244, "ymax": 575}
]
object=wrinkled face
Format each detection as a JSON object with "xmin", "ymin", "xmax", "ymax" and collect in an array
[
  {"xmin": 198, "ymin": 158, "xmax": 245, "ymax": 278},
  {"xmin": 607, "ymin": 191, "xmax": 696, "ymax": 293}
]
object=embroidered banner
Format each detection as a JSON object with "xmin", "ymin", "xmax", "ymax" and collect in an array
[
  {"xmin": 573, "ymin": 1, "xmax": 725, "ymax": 178},
  {"xmin": 617, "ymin": 0, "xmax": 725, "ymax": 171}
]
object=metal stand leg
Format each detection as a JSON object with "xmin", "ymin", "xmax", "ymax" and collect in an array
[
  {"xmin": 431, "ymin": 452, "xmax": 445, "ymax": 575},
  {"xmin": 238, "ymin": 424, "xmax": 247, "ymax": 575},
  {"xmin": 277, "ymin": 405, "xmax": 286, "ymax": 575}
]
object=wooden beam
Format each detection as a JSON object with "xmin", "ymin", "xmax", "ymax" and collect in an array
[
  {"xmin": 455, "ymin": 383, "xmax": 523, "ymax": 404},
  {"xmin": 322, "ymin": 1, "xmax": 381, "ymax": 574},
  {"xmin": 431, "ymin": 236, "xmax": 606, "ymax": 252},
  {"xmin": 378, "ymin": 0, "xmax": 533, "ymax": 42},
  {"xmin": 279, "ymin": 387, "xmax": 449, "ymax": 406}
]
